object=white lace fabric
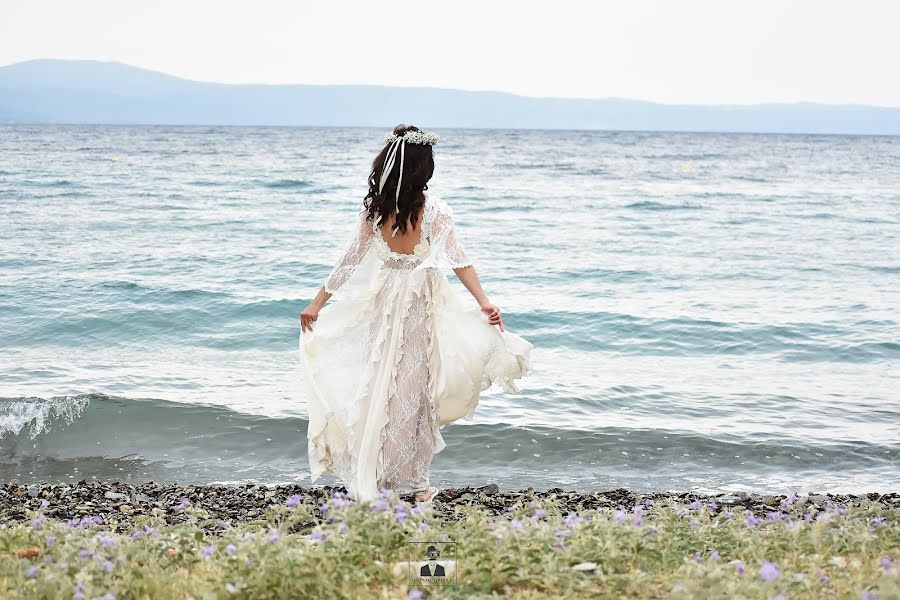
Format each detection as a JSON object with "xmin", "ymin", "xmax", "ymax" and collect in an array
[{"xmin": 301, "ymin": 195, "xmax": 532, "ymax": 502}]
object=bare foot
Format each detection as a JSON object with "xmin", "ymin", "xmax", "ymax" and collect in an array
[{"xmin": 415, "ymin": 486, "xmax": 438, "ymax": 503}]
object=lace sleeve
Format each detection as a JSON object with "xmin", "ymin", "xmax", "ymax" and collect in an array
[
  {"xmin": 323, "ymin": 208, "xmax": 374, "ymax": 294},
  {"xmin": 430, "ymin": 201, "xmax": 473, "ymax": 269}
]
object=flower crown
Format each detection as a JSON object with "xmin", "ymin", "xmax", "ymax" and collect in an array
[{"xmin": 383, "ymin": 129, "xmax": 440, "ymax": 146}]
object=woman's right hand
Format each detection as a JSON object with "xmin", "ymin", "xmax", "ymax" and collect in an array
[
  {"xmin": 300, "ymin": 303, "xmax": 320, "ymax": 333},
  {"xmin": 479, "ymin": 301, "xmax": 504, "ymax": 332}
]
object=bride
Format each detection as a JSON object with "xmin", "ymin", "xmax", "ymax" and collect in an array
[{"xmin": 299, "ymin": 124, "xmax": 532, "ymax": 504}]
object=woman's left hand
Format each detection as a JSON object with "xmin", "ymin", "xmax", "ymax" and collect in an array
[{"xmin": 480, "ymin": 302, "xmax": 505, "ymax": 332}]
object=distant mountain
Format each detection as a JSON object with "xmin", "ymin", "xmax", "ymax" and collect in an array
[{"xmin": 1, "ymin": 59, "xmax": 898, "ymax": 134}]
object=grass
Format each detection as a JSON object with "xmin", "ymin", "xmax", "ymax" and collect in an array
[{"xmin": 1, "ymin": 490, "xmax": 897, "ymax": 599}]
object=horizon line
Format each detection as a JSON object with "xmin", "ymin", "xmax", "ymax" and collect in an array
[
  {"xmin": 2, "ymin": 122, "xmax": 898, "ymax": 139},
  {"xmin": 4, "ymin": 57, "xmax": 900, "ymax": 111}
]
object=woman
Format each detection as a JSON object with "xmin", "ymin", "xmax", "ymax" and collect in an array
[{"xmin": 299, "ymin": 124, "xmax": 532, "ymax": 504}]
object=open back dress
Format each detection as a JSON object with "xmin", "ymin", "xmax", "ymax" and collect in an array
[{"xmin": 300, "ymin": 194, "xmax": 532, "ymax": 502}]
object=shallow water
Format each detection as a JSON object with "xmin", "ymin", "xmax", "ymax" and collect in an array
[{"xmin": 1, "ymin": 125, "xmax": 898, "ymax": 494}]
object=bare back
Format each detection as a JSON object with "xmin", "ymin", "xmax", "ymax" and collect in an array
[{"xmin": 378, "ymin": 205, "xmax": 425, "ymax": 255}]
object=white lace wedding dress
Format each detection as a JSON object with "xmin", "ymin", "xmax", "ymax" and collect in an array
[{"xmin": 300, "ymin": 194, "xmax": 532, "ymax": 502}]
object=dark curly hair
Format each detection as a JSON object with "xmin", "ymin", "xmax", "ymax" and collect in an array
[{"xmin": 363, "ymin": 124, "xmax": 435, "ymax": 236}]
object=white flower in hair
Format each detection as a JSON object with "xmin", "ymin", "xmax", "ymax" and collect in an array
[{"xmin": 384, "ymin": 129, "xmax": 440, "ymax": 146}]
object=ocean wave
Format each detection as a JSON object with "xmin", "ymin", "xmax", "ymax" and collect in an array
[
  {"xmin": 2, "ymin": 394, "xmax": 896, "ymax": 491},
  {"xmin": 624, "ymin": 201, "xmax": 706, "ymax": 211},
  {"xmin": 0, "ymin": 395, "xmax": 91, "ymax": 439},
  {"xmin": 260, "ymin": 178, "xmax": 313, "ymax": 189},
  {"xmin": 4, "ymin": 394, "xmax": 893, "ymax": 466}
]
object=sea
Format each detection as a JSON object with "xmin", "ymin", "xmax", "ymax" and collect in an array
[{"xmin": 1, "ymin": 125, "xmax": 898, "ymax": 495}]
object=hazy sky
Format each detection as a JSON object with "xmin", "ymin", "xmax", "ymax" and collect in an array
[{"xmin": 2, "ymin": 0, "xmax": 899, "ymax": 106}]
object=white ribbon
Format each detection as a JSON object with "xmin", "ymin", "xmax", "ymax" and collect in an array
[{"xmin": 377, "ymin": 135, "xmax": 406, "ymax": 237}]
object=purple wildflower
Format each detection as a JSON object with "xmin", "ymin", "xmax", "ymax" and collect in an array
[
  {"xmin": 25, "ymin": 565, "xmax": 40, "ymax": 579},
  {"xmin": 532, "ymin": 508, "xmax": 547, "ymax": 521},
  {"xmin": 880, "ymin": 556, "xmax": 892, "ymax": 571},
  {"xmin": 766, "ymin": 511, "xmax": 785, "ymax": 522},
  {"xmin": 862, "ymin": 593, "xmax": 879, "ymax": 600},
  {"xmin": 310, "ymin": 530, "xmax": 326, "ymax": 542},
  {"xmin": 102, "ymin": 560, "xmax": 114, "ymax": 573},
  {"xmin": 562, "ymin": 513, "xmax": 581, "ymax": 528},
  {"xmin": 266, "ymin": 529, "xmax": 281, "ymax": 543},
  {"xmin": 45, "ymin": 535, "xmax": 55, "ymax": 546},
  {"xmin": 711, "ymin": 550, "xmax": 721, "ymax": 561},
  {"xmin": 70, "ymin": 515, "xmax": 103, "ymax": 529},
  {"xmin": 744, "ymin": 511, "xmax": 761, "ymax": 528},
  {"xmin": 759, "ymin": 561, "xmax": 780, "ymax": 582},
  {"xmin": 98, "ymin": 535, "xmax": 117, "ymax": 547},
  {"xmin": 409, "ymin": 589, "xmax": 423, "ymax": 600},
  {"xmin": 143, "ymin": 525, "xmax": 159, "ymax": 537},
  {"xmin": 510, "ymin": 519, "xmax": 524, "ymax": 531},
  {"xmin": 286, "ymin": 494, "xmax": 303, "ymax": 508},
  {"xmin": 171, "ymin": 497, "xmax": 190, "ymax": 513},
  {"xmin": 338, "ymin": 522, "xmax": 349, "ymax": 534},
  {"xmin": 725, "ymin": 510, "xmax": 735, "ymax": 520},
  {"xmin": 692, "ymin": 554, "xmax": 701, "ymax": 563},
  {"xmin": 632, "ymin": 514, "xmax": 643, "ymax": 527},
  {"xmin": 78, "ymin": 549, "xmax": 94, "ymax": 559},
  {"xmin": 613, "ymin": 509, "xmax": 626, "ymax": 524},
  {"xmin": 201, "ymin": 545, "xmax": 215, "ymax": 560},
  {"xmin": 395, "ymin": 510, "xmax": 408, "ymax": 523},
  {"xmin": 130, "ymin": 530, "xmax": 143, "ymax": 540},
  {"xmin": 40, "ymin": 499, "xmax": 50, "ymax": 509},
  {"xmin": 870, "ymin": 516, "xmax": 887, "ymax": 527},
  {"xmin": 225, "ymin": 544, "xmax": 237, "ymax": 555},
  {"xmin": 735, "ymin": 561, "xmax": 745, "ymax": 576},
  {"xmin": 372, "ymin": 498, "xmax": 391, "ymax": 512},
  {"xmin": 32, "ymin": 516, "xmax": 46, "ymax": 530}
]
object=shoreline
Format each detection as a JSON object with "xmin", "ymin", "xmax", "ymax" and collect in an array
[{"xmin": 3, "ymin": 480, "xmax": 897, "ymax": 531}]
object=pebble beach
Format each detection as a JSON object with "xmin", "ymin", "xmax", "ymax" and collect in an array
[{"xmin": 4, "ymin": 480, "xmax": 898, "ymax": 531}]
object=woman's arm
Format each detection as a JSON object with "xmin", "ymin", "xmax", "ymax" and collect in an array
[
  {"xmin": 432, "ymin": 201, "xmax": 504, "ymax": 331},
  {"xmin": 300, "ymin": 287, "xmax": 331, "ymax": 332},
  {"xmin": 300, "ymin": 209, "xmax": 372, "ymax": 333},
  {"xmin": 453, "ymin": 265, "xmax": 504, "ymax": 331}
]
